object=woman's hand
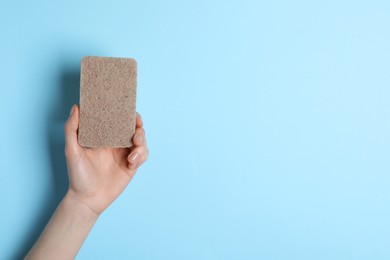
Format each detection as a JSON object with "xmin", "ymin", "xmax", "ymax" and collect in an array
[
  {"xmin": 26, "ymin": 105, "xmax": 148, "ymax": 260},
  {"xmin": 64, "ymin": 104, "xmax": 149, "ymax": 215}
]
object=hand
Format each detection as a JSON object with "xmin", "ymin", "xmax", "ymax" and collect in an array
[
  {"xmin": 64, "ymin": 105, "xmax": 149, "ymax": 215},
  {"xmin": 25, "ymin": 105, "xmax": 148, "ymax": 259}
]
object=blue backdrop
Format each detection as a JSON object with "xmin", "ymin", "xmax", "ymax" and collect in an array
[{"xmin": 1, "ymin": 0, "xmax": 390, "ymax": 259}]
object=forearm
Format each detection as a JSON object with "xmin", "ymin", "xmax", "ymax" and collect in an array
[{"xmin": 25, "ymin": 191, "xmax": 99, "ymax": 260}]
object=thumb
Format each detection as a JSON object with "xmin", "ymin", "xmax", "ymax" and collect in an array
[{"xmin": 65, "ymin": 105, "xmax": 80, "ymax": 154}]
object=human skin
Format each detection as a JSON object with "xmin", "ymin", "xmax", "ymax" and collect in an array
[{"xmin": 25, "ymin": 105, "xmax": 149, "ymax": 259}]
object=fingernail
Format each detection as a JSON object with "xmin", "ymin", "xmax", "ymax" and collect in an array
[
  {"xmin": 134, "ymin": 134, "xmax": 143, "ymax": 145},
  {"xmin": 129, "ymin": 152, "xmax": 139, "ymax": 163}
]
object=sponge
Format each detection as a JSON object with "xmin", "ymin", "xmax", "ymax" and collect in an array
[{"xmin": 78, "ymin": 56, "xmax": 137, "ymax": 148}]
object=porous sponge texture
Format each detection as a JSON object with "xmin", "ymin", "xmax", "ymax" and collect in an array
[{"xmin": 78, "ymin": 56, "xmax": 137, "ymax": 148}]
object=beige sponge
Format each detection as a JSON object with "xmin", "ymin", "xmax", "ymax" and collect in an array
[{"xmin": 78, "ymin": 56, "xmax": 137, "ymax": 148}]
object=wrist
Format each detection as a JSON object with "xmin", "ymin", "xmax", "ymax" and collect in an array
[
  {"xmin": 25, "ymin": 190, "xmax": 99, "ymax": 259},
  {"xmin": 63, "ymin": 190, "xmax": 100, "ymax": 220}
]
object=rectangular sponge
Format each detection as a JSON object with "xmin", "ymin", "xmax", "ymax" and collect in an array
[{"xmin": 78, "ymin": 56, "xmax": 137, "ymax": 148}]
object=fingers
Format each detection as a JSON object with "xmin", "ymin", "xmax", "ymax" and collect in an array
[
  {"xmin": 136, "ymin": 112, "xmax": 143, "ymax": 128},
  {"xmin": 132, "ymin": 127, "xmax": 145, "ymax": 146},
  {"xmin": 64, "ymin": 105, "xmax": 81, "ymax": 155},
  {"xmin": 127, "ymin": 145, "xmax": 149, "ymax": 170},
  {"xmin": 127, "ymin": 113, "xmax": 148, "ymax": 171}
]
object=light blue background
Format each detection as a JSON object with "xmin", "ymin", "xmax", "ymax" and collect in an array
[{"xmin": 1, "ymin": 0, "xmax": 390, "ymax": 259}]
